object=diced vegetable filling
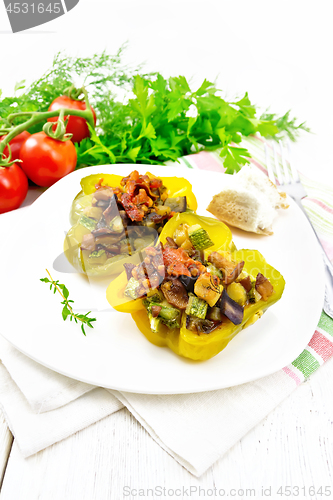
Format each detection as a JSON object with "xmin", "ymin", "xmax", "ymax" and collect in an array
[
  {"xmin": 208, "ymin": 252, "xmax": 244, "ymax": 284},
  {"xmin": 255, "ymin": 273, "xmax": 274, "ymax": 301},
  {"xmin": 123, "ymin": 222, "xmax": 275, "ymax": 335},
  {"xmin": 77, "ymin": 171, "xmax": 189, "ymax": 267},
  {"xmin": 188, "ymin": 225, "xmax": 214, "ymax": 250},
  {"xmin": 185, "ymin": 294, "xmax": 208, "ymax": 319}
]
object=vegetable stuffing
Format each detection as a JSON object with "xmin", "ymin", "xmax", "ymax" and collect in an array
[
  {"xmin": 64, "ymin": 171, "xmax": 197, "ymax": 277},
  {"xmin": 106, "ymin": 214, "xmax": 286, "ymax": 360}
]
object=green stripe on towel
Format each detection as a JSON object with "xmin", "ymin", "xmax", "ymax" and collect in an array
[
  {"xmin": 318, "ymin": 311, "xmax": 333, "ymax": 336},
  {"xmin": 292, "ymin": 350, "xmax": 321, "ymax": 378}
]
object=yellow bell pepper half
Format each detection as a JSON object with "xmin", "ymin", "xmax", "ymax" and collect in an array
[
  {"xmin": 106, "ymin": 213, "xmax": 233, "ymax": 312},
  {"xmin": 64, "ymin": 172, "xmax": 198, "ymax": 277},
  {"xmin": 107, "ymin": 246, "xmax": 285, "ymax": 361},
  {"xmin": 158, "ymin": 212, "xmax": 234, "ymax": 253},
  {"xmin": 79, "ymin": 172, "xmax": 197, "ymax": 208}
]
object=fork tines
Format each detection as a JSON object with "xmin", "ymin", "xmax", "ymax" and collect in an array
[{"xmin": 264, "ymin": 138, "xmax": 299, "ymax": 186}]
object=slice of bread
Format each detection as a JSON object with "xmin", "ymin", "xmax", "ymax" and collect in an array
[{"xmin": 207, "ymin": 165, "xmax": 288, "ymax": 235}]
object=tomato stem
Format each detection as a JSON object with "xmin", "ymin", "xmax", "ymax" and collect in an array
[
  {"xmin": 42, "ymin": 108, "xmax": 73, "ymax": 142},
  {"xmin": 64, "ymin": 85, "xmax": 84, "ymax": 101},
  {"xmin": 7, "ymin": 111, "xmax": 36, "ymax": 123}
]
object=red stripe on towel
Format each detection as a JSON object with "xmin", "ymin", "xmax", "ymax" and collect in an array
[
  {"xmin": 308, "ymin": 330, "xmax": 333, "ymax": 362},
  {"xmin": 306, "ymin": 198, "xmax": 333, "ymax": 215},
  {"xmin": 282, "ymin": 366, "xmax": 302, "ymax": 385},
  {"xmin": 187, "ymin": 151, "xmax": 226, "ymax": 172}
]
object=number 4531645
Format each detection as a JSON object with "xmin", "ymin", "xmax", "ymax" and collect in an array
[{"xmin": 6, "ymin": 3, "xmax": 62, "ymax": 14}]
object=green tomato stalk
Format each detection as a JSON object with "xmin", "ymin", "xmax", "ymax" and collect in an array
[
  {"xmin": 64, "ymin": 84, "xmax": 86, "ymax": 102},
  {"xmin": 0, "ymin": 87, "xmax": 95, "ymax": 167},
  {"xmin": 43, "ymin": 108, "xmax": 73, "ymax": 142}
]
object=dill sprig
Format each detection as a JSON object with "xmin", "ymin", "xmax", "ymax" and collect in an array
[
  {"xmin": 40, "ymin": 269, "xmax": 96, "ymax": 336},
  {"xmin": 260, "ymin": 109, "xmax": 311, "ymax": 141},
  {"xmin": 0, "ymin": 45, "xmax": 139, "ymax": 134}
]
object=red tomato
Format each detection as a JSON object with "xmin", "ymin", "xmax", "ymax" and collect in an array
[
  {"xmin": 0, "ymin": 131, "xmax": 31, "ymax": 162},
  {"xmin": 48, "ymin": 96, "xmax": 97, "ymax": 143},
  {"xmin": 0, "ymin": 163, "xmax": 28, "ymax": 214},
  {"xmin": 20, "ymin": 132, "xmax": 77, "ymax": 187}
]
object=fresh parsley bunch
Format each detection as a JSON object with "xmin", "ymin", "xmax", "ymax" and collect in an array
[
  {"xmin": 77, "ymin": 74, "xmax": 308, "ymax": 173},
  {"xmin": 0, "ymin": 47, "xmax": 308, "ymax": 173}
]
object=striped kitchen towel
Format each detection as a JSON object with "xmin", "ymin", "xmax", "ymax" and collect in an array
[{"xmin": 180, "ymin": 135, "xmax": 333, "ymax": 385}]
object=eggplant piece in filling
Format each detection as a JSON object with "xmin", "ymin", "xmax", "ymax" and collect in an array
[{"xmin": 123, "ymin": 222, "xmax": 275, "ymax": 335}]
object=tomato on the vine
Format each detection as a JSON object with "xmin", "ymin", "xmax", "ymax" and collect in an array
[
  {"xmin": 0, "ymin": 163, "xmax": 28, "ymax": 214},
  {"xmin": 20, "ymin": 132, "xmax": 77, "ymax": 187},
  {"xmin": 47, "ymin": 96, "xmax": 97, "ymax": 143},
  {"xmin": 0, "ymin": 131, "xmax": 30, "ymax": 162}
]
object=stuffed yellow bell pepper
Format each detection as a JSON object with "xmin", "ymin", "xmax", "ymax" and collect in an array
[
  {"xmin": 64, "ymin": 170, "xmax": 198, "ymax": 277},
  {"xmin": 106, "ymin": 213, "xmax": 234, "ymax": 313},
  {"xmin": 69, "ymin": 171, "xmax": 198, "ymax": 225},
  {"xmin": 106, "ymin": 213, "xmax": 285, "ymax": 361},
  {"xmin": 129, "ymin": 249, "xmax": 285, "ymax": 360}
]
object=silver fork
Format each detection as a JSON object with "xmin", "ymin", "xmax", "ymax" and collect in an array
[{"xmin": 265, "ymin": 140, "xmax": 333, "ymax": 319}]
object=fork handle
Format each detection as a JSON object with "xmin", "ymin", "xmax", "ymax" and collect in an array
[
  {"xmin": 294, "ymin": 198, "xmax": 333, "ymax": 279},
  {"xmin": 295, "ymin": 198, "xmax": 333, "ymax": 319}
]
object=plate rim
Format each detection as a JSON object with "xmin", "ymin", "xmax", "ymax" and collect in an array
[{"xmin": 0, "ymin": 164, "xmax": 326, "ymax": 393}]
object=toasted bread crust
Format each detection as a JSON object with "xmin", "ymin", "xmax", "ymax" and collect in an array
[
  {"xmin": 207, "ymin": 194, "xmax": 273, "ymax": 235},
  {"xmin": 206, "ymin": 165, "xmax": 289, "ymax": 235}
]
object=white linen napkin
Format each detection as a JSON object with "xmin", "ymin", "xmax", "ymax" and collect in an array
[
  {"xmin": 0, "ymin": 336, "xmax": 95, "ymax": 413},
  {"xmin": 0, "ymin": 343, "xmax": 299, "ymax": 474},
  {"xmin": 0, "ymin": 361, "xmax": 123, "ymax": 457},
  {"xmin": 108, "ymin": 371, "xmax": 298, "ymax": 477},
  {"xmin": 0, "ymin": 336, "xmax": 318, "ymax": 477}
]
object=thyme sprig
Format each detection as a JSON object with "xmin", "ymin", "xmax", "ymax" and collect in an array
[{"xmin": 40, "ymin": 269, "xmax": 96, "ymax": 336}]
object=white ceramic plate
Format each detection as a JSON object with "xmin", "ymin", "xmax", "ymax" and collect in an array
[{"xmin": 0, "ymin": 165, "xmax": 325, "ymax": 394}]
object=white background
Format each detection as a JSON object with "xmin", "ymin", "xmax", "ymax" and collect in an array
[{"xmin": 0, "ymin": 0, "xmax": 333, "ymax": 185}]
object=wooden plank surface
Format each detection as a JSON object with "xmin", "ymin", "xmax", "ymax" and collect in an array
[{"xmin": 1, "ymin": 358, "xmax": 333, "ymax": 499}]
